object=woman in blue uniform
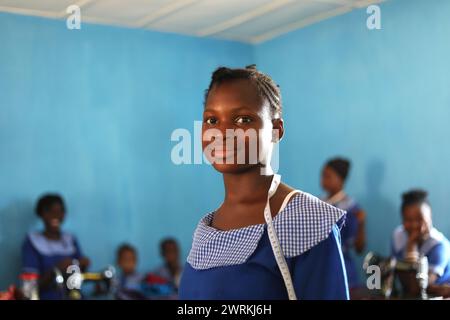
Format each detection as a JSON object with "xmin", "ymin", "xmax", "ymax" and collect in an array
[
  {"xmin": 22, "ymin": 194, "xmax": 90, "ymax": 299},
  {"xmin": 391, "ymin": 189, "xmax": 450, "ymax": 298},
  {"xmin": 179, "ymin": 66, "xmax": 349, "ymax": 300},
  {"xmin": 321, "ymin": 158, "xmax": 366, "ymax": 291}
]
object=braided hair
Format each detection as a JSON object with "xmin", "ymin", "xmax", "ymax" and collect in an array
[{"xmin": 204, "ymin": 65, "xmax": 282, "ymax": 118}]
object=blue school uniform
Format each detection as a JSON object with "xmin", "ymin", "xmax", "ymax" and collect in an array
[
  {"xmin": 391, "ymin": 226, "xmax": 450, "ymax": 284},
  {"xmin": 324, "ymin": 193, "xmax": 362, "ymax": 289},
  {"xmin": 22, "ymin": 232, "xmax": 83, "ymax": 300},
  {"xmin": 114, "ymin": 272, "xmax": 146, "ymax": 300},
  {"xmin": 179, "ymin": 191, "xmax": 349, "ymax": 300},
  {"xmin": 153, "ymin": 264, "xmax": 182, "ymax": 289}
]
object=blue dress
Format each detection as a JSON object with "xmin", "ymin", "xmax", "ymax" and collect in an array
[
  {"xmin": 327, "ymin": 195, "xmax": 362, "ymax": 289},
  {"xmin": 391, "ymin": 226, "xmax": 450, "ymax": 284},
  {"xmin": 22, "ymin": 232, "xmax": 83, "ymax": 300},
  {"xmin": 179, "ymin": 191, "xmax": 349, "ymax": 300}
]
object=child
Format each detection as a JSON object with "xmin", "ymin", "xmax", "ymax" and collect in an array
[
  {"xmin": 391, "ymin": 189, "xmax": 450, "ymax": 298},
  {"xmin": 321, "ymin": 157, "xmax": 366, "ymax": 290},
  {"xmin": 153, "ymin": 238, "xmax": 183, "ymax": 292},
  {"xmin": 179, "ymin": 66, "xmax": 349, "ymax": 300},
  {"xmin": 21, "ymin": 193, "xmax": 90, "ymax": 300},
  {"xmin": 115, "ymin": 243, "xmax": 175, "ymax": 299},
  {"xmin": 115, "ymin": 244, "xmax": 144, "ymax": 299}
]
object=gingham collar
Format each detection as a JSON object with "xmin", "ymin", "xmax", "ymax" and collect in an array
[{"xmin": 187, "ymin": 191, "xmax": 346, "ymax": 270}]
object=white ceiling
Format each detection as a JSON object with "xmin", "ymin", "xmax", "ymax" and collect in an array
[{"xmin": 0, "ymin": 0, "xmax": 385, "ymax": 43}]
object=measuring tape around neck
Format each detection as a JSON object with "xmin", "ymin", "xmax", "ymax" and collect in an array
[{"xmin": 264, "ymin": 174, "xmax": 298, "ymax": 300}]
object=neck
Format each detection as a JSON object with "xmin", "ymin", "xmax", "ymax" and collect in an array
[
  {"xmin": 166, "ymin": 262, "xmax": 179, "ymax": 275},
  {"xmin": 325, "ymin": 189, "xmax": 346, "ymax": 204},
  {"xmin": 43, "ymin": 229, "xmax": 61, "ymax": 240},
  {"xmin": 222, "ymin": 166, "xmax": 274, "ymax": 205},
  {"xmin": 328, "ymin": 189, "xmax": 344, "ymax": 198}
]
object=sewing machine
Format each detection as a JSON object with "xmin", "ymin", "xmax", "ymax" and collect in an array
[
  {"xmin": 53, "ymin": 264, "xmax": 116, "ymax": 300},
  {"xmin": 362, "ymin": 252, "xmax": 430, "ymax": 299}
]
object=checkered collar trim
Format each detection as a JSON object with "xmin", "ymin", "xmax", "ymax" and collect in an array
[{"xmin": 187, "ymin": 191, "xmax": 346, "ymax": 270}]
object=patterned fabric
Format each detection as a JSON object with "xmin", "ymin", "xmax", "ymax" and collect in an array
[
  {"xmin": 187, "ymin": 191, "xmax": 345, "ymax": 270},
  {"xmin": 328, "ymin": 194, "xmax": 360, "ymax": 250}
]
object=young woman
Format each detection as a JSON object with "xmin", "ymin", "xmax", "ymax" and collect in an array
[
  {"xmin": 321, "ymin": 158, "xmax": 366, "ymax": 290},
  {"xmin": 179, "ymin": 66, "xmax": 349, "ymax": 300},
  {"xmin": 21, "ymin": 194, "xmax": 90, "ymax": 300},
  {"xmin": 391, "ymin": 189, "xmax": 450, "ymax": 298}
]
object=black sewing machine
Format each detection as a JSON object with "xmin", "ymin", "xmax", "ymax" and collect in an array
[
  {"xmin": 362, "ymin": 252, "xmax": 430, "ymax": 299},
  {"xmin": 53, "ymin": 264, "xmax": 116, "ymax": 300}
]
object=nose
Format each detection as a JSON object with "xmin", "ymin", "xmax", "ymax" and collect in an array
[
  {"xmin": 212, "ymin": 122, "xmax": 237, "ymax": 143},
  {"xmin": 217, "ymin": 121, "xmax": 235, "ymax": 136},
  {"xmin": 50, "ymin": 212, "xmax": 63, "ymax": 221}
]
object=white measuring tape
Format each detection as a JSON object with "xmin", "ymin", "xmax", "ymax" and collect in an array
[{"xmin": 264, "ymin": 174, "xmax": 298, "ymax": 300}]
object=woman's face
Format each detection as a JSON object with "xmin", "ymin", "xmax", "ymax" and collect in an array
[
  {"xmin": 402, "ymin": 203, "xmax": 432, "ymax": 240},
  {"xmin": 202, "ymin": 79, "xmax": 282, "ymax": 174},
  {"xmin": 41, "ymin": 203, "xmax": 65, "ymax": 233},
  {"xmin": 321, "ymin": 165, "xmax": 343, "ymax": 195}
]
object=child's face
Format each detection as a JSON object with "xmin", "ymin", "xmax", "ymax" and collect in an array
[
  {"xmin": 118, "ymin": 250, "xmax": 137, "ymax": 275},
  {"xmin": 162, "ymin": 242, "xmax": 179, "ymax": 266},
  {"xmin": 41, "ymin": 203, "xmax": 65, "ymax": 233},
  {"xmin": 202, "ymin": 79, "xmax": 282, "ymax": 174},
  {"xmin": 402, "ymin": 203, "xmax": 431, "ymax": 240},
  {"xmin": 321, "ymin": 166, "xmax": 343, "ymax": 195}
]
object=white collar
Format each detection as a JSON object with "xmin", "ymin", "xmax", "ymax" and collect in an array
[
  {"xmin": 187, "ymin": 190, "xmax": 345, "ymax": 270},
  {"xmin": 325, "ymin": 190, "xmax": 347, "ymax": 206},
  {"xmin": 392, "ymin": 225, "xmax": 446, "ymax": 255},
  {"xmin": 28, "ymin": 231, "xmax": 77, "ymax": 256}
]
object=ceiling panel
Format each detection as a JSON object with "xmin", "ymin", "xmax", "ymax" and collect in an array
[
  {"xmin": 147, "ymin": 0, "xmax": 274, "ymax": 34},
  {"xmin": 83, "ymin": 0, "xmax": 170, "ymax": 23},
  {"xmin": 216, "ymin": 1, "xmax": 339, "ymax": 40},
  {"xmin": 0, "ymin": 0, "xmax": 386, "ymax": 43},
  {"xmin": 0, "ymin": 0, "xmax": 75, "ymax": 13}
]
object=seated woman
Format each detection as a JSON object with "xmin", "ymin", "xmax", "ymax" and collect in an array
[
  {"xmin": 21, "ymin": 194, "xmax": 90, "ymax": 300},
  {"xmin": 321, "ymin": 157, "xmax": 366, "ymax": 291},
  {"xmin": 391, "ymin": 189, "xmax": 450, "ymax": 298}
]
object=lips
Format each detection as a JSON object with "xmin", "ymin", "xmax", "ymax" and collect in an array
[{"xmin": 211, "ymin": 147, "xmax": 252, "ymax": 166}]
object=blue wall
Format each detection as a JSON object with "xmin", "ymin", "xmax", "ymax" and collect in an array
[
  {"xmin": 0, "ymin": 13, "xmax": 253, "ymax": 287},
  {"xmin": 255, "ymin": 0, "xmax": 450, "ymax": 275},
  {"xmin": 1, "ymin": 0, "xmax": 450, "ymax": 288}
]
